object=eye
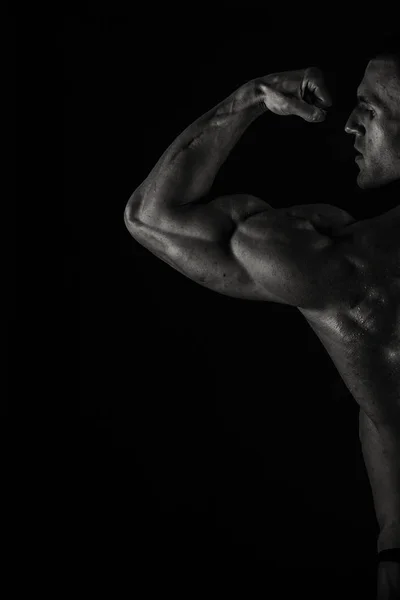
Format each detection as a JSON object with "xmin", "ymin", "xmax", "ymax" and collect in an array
[{"xmin": 360, "ymin": 103, "xmax": 376, "ymax": 117}]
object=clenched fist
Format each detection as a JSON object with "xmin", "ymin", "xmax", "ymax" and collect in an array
[{"xmin": 256, "ymin": 67, "xmax": 333, "ymax": 122}]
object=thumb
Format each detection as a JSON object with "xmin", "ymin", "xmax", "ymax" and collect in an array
[{"xmin": 290, "ymin": 97, "xmax": 327, "ymax": 122}]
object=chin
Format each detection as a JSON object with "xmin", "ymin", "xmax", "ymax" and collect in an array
[
  {"xmin": 356, "ymin": 174, "xmax": 371, "ymax": 189},
  {"xmin": 356, "ymin": 170, "xmax": 381, "ymax": 190},
  {"xmin": 356, "ymin": 179, "xmax": 374, "ymax": 189}
]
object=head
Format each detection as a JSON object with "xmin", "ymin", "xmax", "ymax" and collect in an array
[{"xmin": 344, "ymin": 33, "xmax": 400, "ymax": 189}]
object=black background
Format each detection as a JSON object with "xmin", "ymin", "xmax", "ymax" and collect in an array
[{"xmin": 66, "ymin": 14, "xmax": 396, "ymax": 597}]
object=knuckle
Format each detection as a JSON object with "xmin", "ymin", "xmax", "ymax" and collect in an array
[{"xmin": 305, "ymin": 109, "xmax": 318, "ymax": 122}]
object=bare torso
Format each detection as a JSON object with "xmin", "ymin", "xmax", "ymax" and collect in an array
[{"xmin": 298, "ymin": 205, "xmax": 400, "ymax": 428}]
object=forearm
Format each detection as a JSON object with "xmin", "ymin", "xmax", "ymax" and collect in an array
[
  {"xmin": 377, "ymin": 559, "xmax": 400, "ymax": 600},
  {"xmin": 359, "ymin": 411, "xmax": 400, "ymax": 597},
  {"xmin": 358, "ymin": 410, "xmax": 400, "ymax": 552},
  {"xmin": 132, "ymin": 79, "xmax": 268, "ymax": 216}
]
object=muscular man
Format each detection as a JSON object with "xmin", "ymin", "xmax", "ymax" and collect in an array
[{"xmin": 124, "ymin": 37, "xmax": 400, "ymax": 597}]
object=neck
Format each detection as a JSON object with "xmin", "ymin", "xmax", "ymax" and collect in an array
[{"xmin": 355, "ymin": 179, "xmax": 400, "ymax": 219}]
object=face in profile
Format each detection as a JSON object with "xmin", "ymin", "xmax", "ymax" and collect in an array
[{"xmin": 344, "ymin": 55, "xmax": 400, "ymax": 189}]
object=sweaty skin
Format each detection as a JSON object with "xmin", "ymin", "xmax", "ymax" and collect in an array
[
  {"xmin": 345, "ymin": 57, "xmax": 400, "ymax": 189},
  {"xmin": 124, "ymin": 60, "xmax": 400, "ymax": 587}
]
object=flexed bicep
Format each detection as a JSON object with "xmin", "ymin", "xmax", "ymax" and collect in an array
[
  {"xmin": 125, "ymin": 193, "xmax": 355, "ymax": 307},
  {"xmin": 125, "ymin": 192, "xmax": 275, "ymax": 301},
  {"xmin": 231, "ymin": 202, "xmax": 356, "ymax": 309}
]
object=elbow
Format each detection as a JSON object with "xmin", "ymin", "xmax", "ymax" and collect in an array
[
  {"xmin": 124, "ymin": 199, "xmax": 134, "ymax": 229},
  {"xmin": 124, "ymin": 191, "xmax": 142, "ymax": 228}
]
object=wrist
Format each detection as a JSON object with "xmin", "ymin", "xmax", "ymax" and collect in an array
[
  {"xmin": 378, "ymin": 524, "xmax": 400, "ymax": 554},
  {"xmin": 251, "ymin": 76, "xmax": 287, "ymax": 116},
  {"xmin": 378, "ymin": 548, "xmax": 400, "ymax": 563},
  {"xmin": 226, "ymin": 78, "xmax": 270, "ymax": 115}
]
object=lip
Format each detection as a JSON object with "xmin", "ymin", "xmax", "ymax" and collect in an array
[{"xmin": 354, "ymin": 148, "xmax": 363, "ymax": 161}]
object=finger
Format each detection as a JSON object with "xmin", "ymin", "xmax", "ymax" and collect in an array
[
  {"xmin": 314, "ymin": 84, "xmax": 333, "ymax": 107},
  {"xmin": 289, "ymin": 97, "xmax": 327, "ymax": 122},
  {"xmin": 303, "ymin": 88, "xmax": 331, "ymax": 110},
  {"xmin": 314, "ymin": 96, "xmax": 330, "ymax": 109},
  {"xmin": 305, "ymin": 67, "xmax": 333, "ymax": 107}
]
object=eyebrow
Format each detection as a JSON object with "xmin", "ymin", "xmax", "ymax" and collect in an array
[{"xmin": 357, "ymin": 92, "xmax": 383, "ymax": 108}]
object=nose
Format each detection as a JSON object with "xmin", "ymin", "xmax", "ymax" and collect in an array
[{"xmin": 344, "ymin": 108, "xmax": 364, "ymax": 136}]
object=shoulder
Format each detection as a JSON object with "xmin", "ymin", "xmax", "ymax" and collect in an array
[{"xmin": 231, "ymin": 201, "xmax": 359, "ymax": 309}]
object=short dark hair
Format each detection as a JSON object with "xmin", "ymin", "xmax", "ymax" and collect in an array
[{"xmin": 369, "ymin": 31, "xmax": 400, "ymax": 68}]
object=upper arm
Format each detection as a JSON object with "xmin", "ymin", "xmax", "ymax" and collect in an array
[
  {"xmin": 230, "ymin": 201, "xmax": 356, "ymax": 308},
  {"xmin": 125, "ymin": 192, "xmax": 356, "ymax": 307}
]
